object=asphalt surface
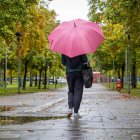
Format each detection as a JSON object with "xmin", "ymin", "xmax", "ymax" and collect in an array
[{"xmin": 0, "ymin": 84, "xmax": 140, "ymax": 140}]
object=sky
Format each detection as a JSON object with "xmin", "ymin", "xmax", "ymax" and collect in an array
[{"xmin": 48, "ymin": 0, "xmax": 89, "ymax": 22}]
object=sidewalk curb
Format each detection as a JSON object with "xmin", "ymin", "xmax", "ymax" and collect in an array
[{"xmin": 23, "ymin": 97, "xmax": 67, "ymax": 113}]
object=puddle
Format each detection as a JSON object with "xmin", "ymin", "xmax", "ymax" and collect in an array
[
  {"xmin": 0, "ymin": 115, "xmax": 65, "ymax": 125},
  {"xmin": 0, "ymin": 106, "xmax": 15, "ymax": 112}
]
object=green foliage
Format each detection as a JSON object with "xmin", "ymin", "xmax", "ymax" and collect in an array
[
  {"xmin": 33, "ymin": 54, "xmax": 46, "ymax": 70},
  {"xmin": 0, "ymin": 0, "xmax": 65, "ymax": 92},
  {"xmin": 88, "ymin": 0, "xmax": 140, "ymax": 78}
]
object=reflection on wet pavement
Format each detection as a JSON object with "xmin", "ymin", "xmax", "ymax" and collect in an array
[
  {"xmin": 66, "ymin": 118, "xmax": 84, "ymax": 140},
  {"xmin": 0, "ymin": 115, "xmax": 65, "ymax": 125}
]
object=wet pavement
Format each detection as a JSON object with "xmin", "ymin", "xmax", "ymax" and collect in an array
[{"xmin": 0, "ymin": 84, "xmax": 140, "ymax": 140}]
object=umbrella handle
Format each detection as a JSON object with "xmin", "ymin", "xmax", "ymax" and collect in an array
[
  {"xmin": 74, "ymin": 22, "xmax": 76, "ymax": 27},
  {"xmin": 49, "ymin": 40, "xmax": 53, "ymax": 48}
]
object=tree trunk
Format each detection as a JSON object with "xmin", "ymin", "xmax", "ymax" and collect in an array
[
  {"xmin": 131, "ymin": 51, "xmax": 137, "ymax": 88},
  {"xmin": 121, "ymin": 63, "xmax": 125, "ymax": 88},
  {"xmin": 131, "ymin": 64, "xmax": 137, "ymax": 88},
  {"xmin": 29, "ymin": 69, "xmax": 33, "ymax": 87},
  {"xmin": 10, "ymin": 70, "xmax": 13, "ymax": 84},
  {"xmin": 44, "ymin": 61, "xmax": 48, "ymax": 89},
  {"xmin": 53, "ymin": 71, "xmax": 55, "ymax": 84},
  {"xmin": 3, "ymin": 61, "xmax": 5, "ymax": 82},
  {"xmin": 22, "ymin": 60, "xmax": 28, "ymax": 90},
  {"xmin": 35, "ymin": 72, "xmax": 37, "ymax": 86},
  {"xmin": 117, "ymin": 69, "xmax": 121, "ymax": 79},
  {"xmin": 38, "ymin": 69, "xmax": 42, "ymax": 89},
  {"xmin": 44, "ymin": 69, "xmax": 47, "ymax": 89}
]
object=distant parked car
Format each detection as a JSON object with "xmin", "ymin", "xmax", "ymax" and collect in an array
[
  {"xmin": 57, "ymin": 78, "xmax": 67, "ymax": 84},
  {"xmin": 48, "ymin": 79, "xmax": 54, "ymax": 84}
]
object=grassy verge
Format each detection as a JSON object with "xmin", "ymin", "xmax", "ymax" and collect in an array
[
  {"xmin": 0, "ymin": 83, "xmax": 66, "ymax": 96},
  {"xmin": 103, "ymin": 82, "xmax": 140, "ymax": 97}
]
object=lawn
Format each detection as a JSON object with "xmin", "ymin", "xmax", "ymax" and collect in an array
[
  {"xmin": 0, "ymin": 82, "xmax": 66, "ymax": 96},
  {"xmin": 103, "ymin": 82, "xmax": 140, "ymax": 97}
]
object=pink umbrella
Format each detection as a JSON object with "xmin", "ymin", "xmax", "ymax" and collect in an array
[{"xmin": 48, "ymin": 18, "xmax": 105, "ymax": 58}]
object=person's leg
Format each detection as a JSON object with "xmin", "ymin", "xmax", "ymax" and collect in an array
[
  {"xmin": 73, "ymin": 72, "xmax": 84, "ymax": 113},
  {"xmin": 66, "ymin": 72, "xmax": 75, "ymax": 109}
]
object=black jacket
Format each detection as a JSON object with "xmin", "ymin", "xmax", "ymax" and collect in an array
[{"xmin": 61, "ymin": 54, "xmax": 88, "ymax": 73}]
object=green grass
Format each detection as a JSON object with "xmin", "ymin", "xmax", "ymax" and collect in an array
[
  {"xmin": 103, "ymin": 82, "xmax": 140, "ymax": 97},
  {"xmin": 0, "ymin": 83, "xmax": 66, "ymax": 96}
]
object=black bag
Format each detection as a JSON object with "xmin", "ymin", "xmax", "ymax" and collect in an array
[
  {"xmin": 82, "ymin": 63, "xmax": 93, "ymax": 88},
  {"xmin": 65, "ymin": 55, "xmax": 82, "ymax": 69}
]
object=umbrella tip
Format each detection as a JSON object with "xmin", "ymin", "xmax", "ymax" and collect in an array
[{"xmin": 74, "ymin": 22, "xmax": 76, "ymax": 28}]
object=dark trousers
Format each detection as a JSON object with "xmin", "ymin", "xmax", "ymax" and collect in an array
[{"xmin": 66, "ymin": 71, "xmax": 84, "ymax": 113}]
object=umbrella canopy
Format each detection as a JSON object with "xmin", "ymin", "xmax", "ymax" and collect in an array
[{"xmin": 48, "ymin": 18, "xmax": 105, "ymax": 58}]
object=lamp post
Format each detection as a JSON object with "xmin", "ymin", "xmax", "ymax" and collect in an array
[
  {"xmin": 15, "ymin": 32, "xmax": 22, "ymax": 94},
  {"xmin": 127, "ymin": 33, "xmax": 130, "ymax": 94},
  {"xmin": 112, "ymin": 57, "xmax": 115, "ymax": 90},
  {"xmin": 4, "ymin": 43, "xmax": 7, "ymax": 93},
  {"xmin": 125, "ymin": 32, "xmax": 130, "ymax": 94}
]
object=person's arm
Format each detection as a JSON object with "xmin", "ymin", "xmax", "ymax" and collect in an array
[
  {"xmin": 81, "ymin": 54, "xmax": 90, "ymax": 68},
  {"xmin": 61, "ymin": 54, "xmax": 66, "ymax": 66}
]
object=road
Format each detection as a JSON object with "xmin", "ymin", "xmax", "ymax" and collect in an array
[{"xmin": 0, "ymin": 84, "xmax": 140, "ymax": 140}]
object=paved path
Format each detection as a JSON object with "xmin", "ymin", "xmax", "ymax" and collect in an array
[{"xmin": 0, "ymin": 84, "xmax": 140, "ymax": 140}]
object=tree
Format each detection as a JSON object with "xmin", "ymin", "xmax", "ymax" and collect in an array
[
  {"xmin": 88, "ymin": 0, "xmax": 140, "ymax": 88},
  {"xmin": 0, "ymin": 0, "xmax": 59, "ymax": 92}
]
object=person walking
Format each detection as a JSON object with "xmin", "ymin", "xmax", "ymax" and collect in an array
[{"xmin": 61, "ymin": 54, "xmax": 88, "ymax": 119}]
